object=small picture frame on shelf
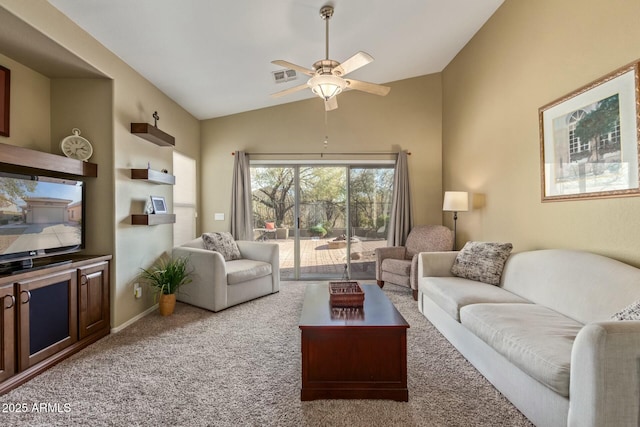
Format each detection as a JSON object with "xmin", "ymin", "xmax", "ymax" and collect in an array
[{"xmin": 150, "ymin": 195, "xmax": 167, "ymax": 214}]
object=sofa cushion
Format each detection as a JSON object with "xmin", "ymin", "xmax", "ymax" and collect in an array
[
  {"xmin": 421, "ymin": 277, "xmax": 530, "ymax": 321},
  {"xmin": 460, "ymin": 303, "xmax": 582, "ymax": 397},
  {"xmin": 500, "ymin": 249, "xmax": 640, "ymax": 324},
  {"xmin": 202, "ymin": 232, "xmax": 241, "ymax": 261},
  {"xmin": 381, "ymin": 258, "xmax": 411, "ymax": 276},
  {"xmin": 225, "ymin": 259, "xmax": 272, "ymax": 285},
  {"xmin": 451, "ymin": 241, "xmax": 513, "ymax": 285}
]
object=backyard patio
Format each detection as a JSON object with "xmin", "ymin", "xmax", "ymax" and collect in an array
[{"xmin": 271, "ymin": 237, "xmax": 387, "ymax": 280}]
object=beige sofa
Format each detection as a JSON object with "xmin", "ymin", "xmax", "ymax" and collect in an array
[
  {"xmin": 173, "ymin": 237, "xmax": 279, "ymax": 312},
  {"xmin": 417, "ymin": 249, "xmax": 640, "ymax": 427}
]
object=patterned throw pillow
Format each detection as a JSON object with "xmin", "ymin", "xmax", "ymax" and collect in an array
[
  {"xmin": 201, "ymin": 232, "xmax": 241, "ymax": 261},
  {"xmin": 611, "ymin": 300, "xmax": 640, "ymax": 321},
  {"xmin": 451, "ymin": 241, "xmax": 513, "ymax": 286}
]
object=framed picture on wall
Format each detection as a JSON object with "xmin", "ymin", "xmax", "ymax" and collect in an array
[
  {"xmin": 150, "ymin": 196, "xmax": 167, "ymax": 214},
  {"xmin": 539, "ymin": 61, "xmax": 640, "ymax": 202},
  {"xmin": 0, "ymin": 65, "xmax": 9, "ymax": 137}
]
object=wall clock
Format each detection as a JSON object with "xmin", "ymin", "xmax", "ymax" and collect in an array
[{"xmin": 60, "ymin": 128, "xmax": 93, "ymax": 161}]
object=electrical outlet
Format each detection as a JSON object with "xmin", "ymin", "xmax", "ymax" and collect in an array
[{"xmin": 134, "ymin": 283, "xmax": 142, "ymax": 299}]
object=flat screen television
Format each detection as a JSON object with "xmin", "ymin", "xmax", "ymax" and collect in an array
[{"xmin": 0, "ymin": 172, "xmax": 85, "ymax": 270}]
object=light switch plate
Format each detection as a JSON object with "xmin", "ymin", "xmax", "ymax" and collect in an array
[{"xmin": 214, "ymin": 213, "xmax": 224, "ymax": 221}]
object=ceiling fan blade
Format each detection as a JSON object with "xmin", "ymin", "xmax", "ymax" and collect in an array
[
  {"xmin": 325, "ymin": 97, "xmax": 338, "ymax": 111},
  {"xmin": 345, "ymin": 79, "xmax": 391, "ymax": 96},
  {"xmin": 271, "ymin": 83, "xmax": 309, "ymax": 98},
  {"xmin": 334, "ymin": 51, "xmax": 374, "ymax": 76},
  {"xmin": 271, "ymin": 60, "xmax": 315, "ymax": 76}
]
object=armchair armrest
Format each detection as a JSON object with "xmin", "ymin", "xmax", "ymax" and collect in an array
[
  {"xmin": 236, "ymin": 240, "xmax": 279, "ymax": 293},
  {"xmin": 237, "ymin": 241, "xmax": 278, "ymax": 264},
  {"xmin": 375, "ymin": 246, "xmax": 407, "ymax": 280},
  {"xmin": 569, "ymin": 321, "xmax": 640, "ymax": 427},
  {"xmin": 172, "ymin": 245, "xmax": 228, "ymax": 312}
]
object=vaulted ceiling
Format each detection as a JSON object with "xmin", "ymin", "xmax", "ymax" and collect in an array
[{"xmin": 48, "ymin": 0, "xmax": 503, "ymax": 119}]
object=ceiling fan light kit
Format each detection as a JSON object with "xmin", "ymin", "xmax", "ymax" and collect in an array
[
  {"xmin": 308, "ymin": 74, "xmax": 347, "ymax": 100},
  {"xmin": 271, "ymin": 4, "xmax": 390, "ymax": 111}
]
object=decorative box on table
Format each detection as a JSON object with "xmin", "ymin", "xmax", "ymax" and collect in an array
[{"xmin": 328, "ymin": 281, "xmax": 365, "ymax": 307}]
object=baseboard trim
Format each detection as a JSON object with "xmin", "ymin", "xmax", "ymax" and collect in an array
[{"xmin": 110, "ymin": 304, "xmax": 158, "ymax": 334}]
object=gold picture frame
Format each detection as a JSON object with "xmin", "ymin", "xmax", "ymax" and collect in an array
[{"xmin": 539, "ymin": 61, "xmax": 640, "ymax": 201}]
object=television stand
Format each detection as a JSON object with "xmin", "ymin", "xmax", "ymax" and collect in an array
[
  {"xmin": 0, "ymin": 254, "xmax": 112, "ymax": 394},
  {"xmin": 0, "ymin": 258, "xmax": 73, "ymax": 275}
]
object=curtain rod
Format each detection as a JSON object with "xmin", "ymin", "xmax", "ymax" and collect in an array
[{"xmin": 231, "ymin": 151, "xmax": 410, "ymax": 156}]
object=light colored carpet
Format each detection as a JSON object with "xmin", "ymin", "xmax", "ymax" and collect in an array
[{"xmin": 2, "ymin": 282, "xmax": 533, "ymax": 426}]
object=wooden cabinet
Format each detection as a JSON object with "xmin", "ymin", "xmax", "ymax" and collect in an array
[
  {"xmin": 0, "ymin": 285, "xmax": 15, "ymax": 383},
  {"xmin": 0, "ymin": 255, "xmax": 111, "ymax": 394},
  {"xmin": 78, "ymin": 261, "xmax": 109, "ymax": 340},
  {"xmin": 16, "ymin": 270, "xmax": 78, "ymax": 370}
]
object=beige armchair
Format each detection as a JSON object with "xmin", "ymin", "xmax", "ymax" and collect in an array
[
  {"xmin": 172, "ymin": 237, "xmax": 279, "ymax": 312},
  {"xmin": 375, "ymin": 225, "xmax": 453, "ymax": 300}
]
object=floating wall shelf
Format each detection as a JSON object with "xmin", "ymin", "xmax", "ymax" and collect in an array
[
  {"xmin": 131, "ymin": 214, "xmax": 176, "ymax": 226},
  {"xmin": 0, "ymin": 142, "xmax": 97, "ymax": 177},
  {"xmin": 130, "ymin": 168, "xmax": 175, "ymax": 185},
  {"xmin": 130, "ymin": 123, "xmax": 175, "ymax": 147}
]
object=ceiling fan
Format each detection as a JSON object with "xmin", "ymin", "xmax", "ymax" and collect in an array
[{"xmin": 271, "ymin": 5, "xmax": 390, "ymax": 111}]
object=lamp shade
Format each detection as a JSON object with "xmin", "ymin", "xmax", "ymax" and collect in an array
[{"xmin": 443, "ymin": 191, "xmax": 469, "ymax": 212}]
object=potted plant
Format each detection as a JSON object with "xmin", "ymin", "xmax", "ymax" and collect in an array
[{"xmin": 139, "ymin": 255, "xmax": 192, "ymax": 316}]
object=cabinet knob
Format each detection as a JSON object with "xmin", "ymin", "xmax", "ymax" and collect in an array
[
  {"xmin": 20, "ymin": 289, "xmax": 31, "ymax": 304},
  {"xmin": 3, "ymin": 294, "xmax": 14, "ymax": 309},
  {"xmin": 81, "ymin": 274, "xmax": 88, "ymax": 286}
]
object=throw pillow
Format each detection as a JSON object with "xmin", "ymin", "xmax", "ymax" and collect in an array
[
  {"xmin": 202, "ymin": 232, "xmax": 241, "ymax": 261},
  {"xmin": 451, "ymin": 241, "xmax": 513, "ymax": 286},
  {"xmin": 611, "ymin": 300, "xmax": 640, "ymax": 321}
]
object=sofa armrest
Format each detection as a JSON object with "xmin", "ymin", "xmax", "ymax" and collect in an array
[
  {"xmin": 569, "ymin": 321, "xmax": 640, "ymax": 427},
  {"xmin": 375, "ymin": 246, "xmax": 407, "ymax": 280},
  {"xmin": 417, "ymin": 251, "xmax": 459, "ymax": 279},
  {"xmin": 172, "ymin": 246, "xmax": 228, "ymax": 312},
  {"xmin": 236, "ymin": 240, "xmax": 280, "ymax": 293}
]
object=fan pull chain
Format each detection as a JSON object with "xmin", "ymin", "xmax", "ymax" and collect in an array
[{"xmin": 324, "ymin": 108, "xmax": 329, "ymax": 150}]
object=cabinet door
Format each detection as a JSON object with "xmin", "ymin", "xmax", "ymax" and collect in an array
[
  {"xmin": 0, "ymin": 285, "xmax": 15, "ymax": 382},
  {"xmin": 17, "ymin": 270, "xmax": 78, "ymax": 371},
  {"xmin": 78, "ymin": 261, "xmax": 110, "ymax": 339}
]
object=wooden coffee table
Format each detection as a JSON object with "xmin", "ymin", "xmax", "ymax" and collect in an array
[{"xmin": 299, "ymin": 283, "xmax": 409, "ymax": 401}]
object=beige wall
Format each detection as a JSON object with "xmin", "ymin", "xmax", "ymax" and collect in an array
[
  {"xmin": 0, "ymin": 52, "xmax": 50, "ymax": 151},
  {"xmin": 0, "ymin": 0, "xmax": 201, "ymax": 329},
  {"xmin": 51, "ymin": 78, "xmax": 114, "ymax": 258},
  {"xmin": 442, "ymin": 0, "xmax": 640, "ymax": 266},
  {"xmin": 201, "ymin": 73, "xmax": 443, "ymax": 233}
]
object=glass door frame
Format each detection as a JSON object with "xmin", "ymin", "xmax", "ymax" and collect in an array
[{"xmin": 251, "ymin": 159, "xmax": 394, "ymax": 281}]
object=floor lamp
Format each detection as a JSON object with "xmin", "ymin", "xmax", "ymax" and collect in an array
[{"xmin": 443, "ymin": 191, "xmax": 469, "ymax": 250}]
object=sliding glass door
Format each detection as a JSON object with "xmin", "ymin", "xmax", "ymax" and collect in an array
[
  {"xmin": 348, "ymin": 167, "xmax": 394, "ymax": 279},
  {"xmin": 298, "ymin": 166, "xmax": 348, "ymax": 279},
  {"xmin": 251, "ymin": 163, "xmax": 393, "ymax": 281}
]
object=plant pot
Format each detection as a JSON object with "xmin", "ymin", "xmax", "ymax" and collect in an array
[{"xmin": 158, "ymin": 293, "xmax": 176, "ymax": 316}]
